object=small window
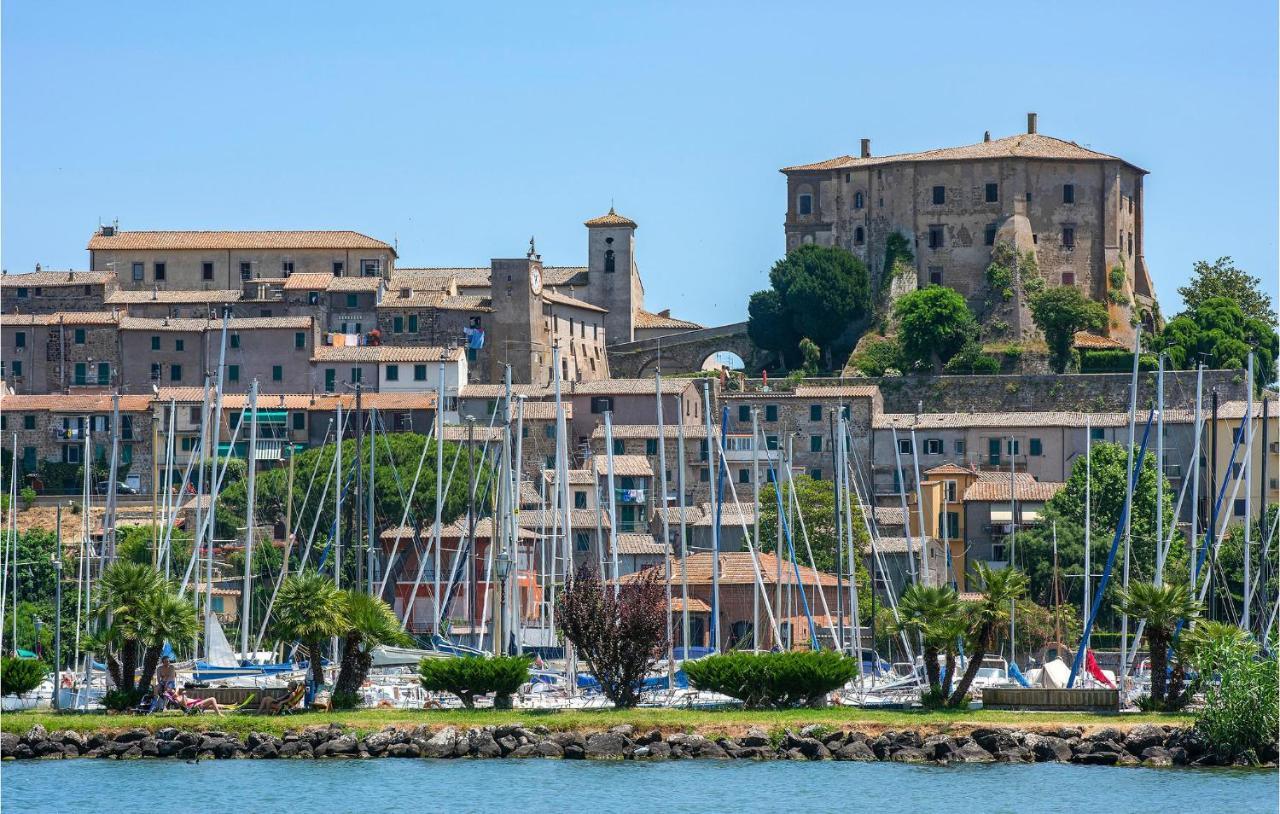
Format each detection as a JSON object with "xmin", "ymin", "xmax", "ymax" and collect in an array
[
  {"xmin": 809, "ymin": 468, "xmax": 823, "ymax": 481},
  {"xmin": 765, "ymin": 405, "xmax": 778, "ymax": 422},
  {"xmin": 230, "ymin": 334, "xmax": 240, "ymax": 349},
  {"xmin": 612, "ymin": 439, "xmax": 625, "ymax": 455},
  {"xmin": 272, "ymin": 365, "xmax": 283, "ymax": 382},
  {"xmin": 809, "ymin": 405, "xmax": 822, "ymax": 422},
  {"xmin": 928, "ymin": 225, "xmax": 944, "ymax": 250},
  {"xmin": 954, "ymin": 440, "xmax": 966, "ymax": 455},
  {"xmin": 897, "ymin": 438, "xmax": 912, "ymax": 455},
  {"xmin": 853, "ymin": 191, "xmax": 864, "ymax": 209},
  {"xmin": 945, "ymin": 480, "xmax": 958, "ymax": 501},
  {"xmin": 1090, "ymin": 427, "xmax": 1105, "ymax": 440},
  {"xmin": 984, "ymin": 223, "xmax": 997, "ymax": 246},
  {"xmin": 332, "ymin": 261, "xmax": 344, "ymax": 276},
  {"xmin": 591, "ymin": 396, "xmax": 614, "ymax": 414},
  {"xmin": 346, "ymin": 294, "xmax": 359, "ymax": 308},
  {"xmin": 151, "ymin": 336, "xmax": 161, "ymax": 350},
  {"xmin": 408, "ymin": 315, "xmax": 418, "ymax": 333},
  {"xmin": 202, "ymin": 261, "xmax": 214, "ymax": 281},
  {"xmin": 189, "ymin": 406, "xmax": 202, "ymax": 424},
  {"xmin": 170, "ymin": 364, "xmax": 182, "ymax": 382},
  {"xmin": 1025, "ymin": 192, "xmax": 1032, "ymax": 203},
  {"xmin": 292, "ymin": 412, "xmax": 305, "ymax": 431},
  {"xmin": 1063, "ymin": 184, "xmax": 1075, "ymax": 204},
  {"xmin": 1029, "ymin": 438, "xmax": 1043, "ymax": 456},
  {"xmin": 809, "ymin": 435, "xmax": 822, "ymax": 453},
  {"xmin": 544, "ymin": 424, "xmax": 555, "ymax": 439},
  {"xmin": 228, "ymin": 364, "xmax": 240, "ymax": 382},
  {"xmin": 175, "ymin": 339, "xmax": 185, "ymax": 352},
  {"xmin": 932, "ymin": 186, "xmax": 946, "ymax": 205},
  {"xmin": 386, "ymin": 364, "xmax": 399, "ymax": 382},
  {"xmin": 393, "ymin": 316, "xmax": 404, "ymax": 334},
  {"xmin": 281, "ymin": 259, "xmax": 295, "ymax": 275},
  {"xmin": 239, "ymin": 261, "xmax": 252, "ymax": 281},
  {"xmin": 928, "ymin": 267, "xmax": 943, "ymax": 285},
  {"xmin": 361, "ymin": 259, "xmax": 381, "ymax": 276},
  {"xmin": 1062, "ymin": 227, "xmax": 1075, "ymax": 248},
  {"xmin": 925, "ymin": 438, "xmax": 943, "ymax": 455},
  {"xmin": 798, "ymin": 194, "xmax": 813, "ymax": 215},
  {"xmin": 413, "ymin": 364, "xmax": 427, "ymax": 381},
  {"xmin": 154, "ymin": 262, "xmax": 166, "ymax": 281},
  {"xmin": 985, "ymin": 183, "xmax": 998, "ymax": 203},
  {"xmin": 1007, "ymin": 439, "xmax": 1020, "ymax": 456},
  {"xmin": 765, "ymin": 435, "xmax": 779, "ymax": 451},
  {"xmin": 1062, "ymin": 272, "xmax": 1075, "ymax": 286},
  {"xmin": 351, "ymin": 367, "xmax": 363, "ymax": 383},
  {"xmin": 699, "ymin": 468, "xmax": 710, "ymax": 483},
  {"xmin": 97, "ymin": 362, "xmax": 110, "ymax": 384},
  {"xmin": 308, "ymin": 291, "xmax": 319, "ymax": 305},
  {"xmin": 1233, "ymin": 499, "xmax": 1247, "ymax": 517},
  {"xmin": 23, "ymin": 415, "xmax": 35, "ymax": 430},
  {"xmin": 131, "ymin": 262, "xmax": 144, "ymax": 281},
  {"xmin": 13, "ymin": 331, "xmax": 25, "ymax": 349},
  {"xmin": 645, "ymin": 439, "xmax": 658, "ymax": 455},
  {"xmin": 10, "ymin": 360, "xmax": 21, "ymax": 377},
  {"xmin": 854, "ymin": 226, "xmax": 865, "ymax": 246},
  {"xmin": 324, "ymin": 369, "xmax": 336, "ymax": 392},
  {"xmin": 574, "ymin": 491, "xmax": 588, "ymax": 509},
  {"xmin": 738, "ymin": 405, "xmax": 750, "ymax": 422},
  {"xmin": 294, "ymin": 332, "xmax": 306, "ymax": 349},
  {"xmin": 739, "ymin": 468, "xmax": 750, "ymax": 484}
]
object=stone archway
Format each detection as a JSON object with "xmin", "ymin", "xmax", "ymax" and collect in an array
[{"xmin": 609, "ymin": 322, "xmax": 764, "ymax": 378}]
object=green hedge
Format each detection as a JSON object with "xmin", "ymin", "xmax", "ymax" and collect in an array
[
  {"xmin": 683, "ymin": 651, "xmax": 858, "ymax": 709},
  {"xmin": 1080, "ymin": 349, "xmax": 1159, "ymax": 373},
  {"xmin": 1, "ymin": 657, "xmax": 46, "ymax": 697},
  {"xmin": 419, "ymin": 655, "xmax": 532, "ymax": 709}
]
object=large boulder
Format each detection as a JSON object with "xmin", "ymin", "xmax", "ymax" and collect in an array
[
  {"xmin": 2, "ymin": 732, "xmax": 22, "ymax": 758},
  {"xmin": 1024, "ymin": 733, "xmax": 1072, "ymax": 762},
  {"xmin": 834, "ymin": 740, "xmax": 876, "ymax": 761},
  {"xmin": 421, "ymin": 728, "xmax": 459, "ymax": 759},
  {"xmin": 467, "ymin": 729, "xmax": 502, "ymax": 759},
  {"xmin": 535, "ymin": 740, "xmax": 564, "ymax": 758},
  {"xmin": 971, "ymin": 728, "xmax": 1019, "ymax": 754},
  {"xmin": 739, "ymin": 727, "xmax": 770, "ymax": 748},
  {"xmin": 889, "ymin": 747, "xmax": 927, "ymax": 763},
  {"xmin": 386, "ymin": 742, "xmax": 421, "ymax": 758},
  {"xmin": 1123, "ymin": 725, "xmax": 1166, "ymax": 754},
  {"xmin": 953, "ymin": 742, "xmax": 996, "ymax": 764},
  {"xmin": 585, "ymin": 731, "xmax": 630, "ymax": 760}
]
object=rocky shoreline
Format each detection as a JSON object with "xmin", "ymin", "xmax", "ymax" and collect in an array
[{"xmin": 3, "ymin": 722, "xmax": 1273, "ymax": 767}]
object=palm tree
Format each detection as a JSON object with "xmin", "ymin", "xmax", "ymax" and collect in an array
[
  {"xmin": 97, "ymin": 562, "xmax": 166, "ymax": 694},
  {"xmin": 136, "ymin": 592, "xmax": 201, "ymax": 692},
  {"xmin": 273, "ymin": 572, "xmax": 347, "ymax": 689},
  {"xmin": 895, "ymin": 584, "xmax": 963, "ymax": 697},
  {"xmin": 947, "ymin": 563, "xmax": 1028, "ymax": 707},
  {"xmin": 1115, "ymin": 582, "xmax": 1201, "ymax": 708},
  {"xmin": 333, "ymin": 591, "xmax": 414, "ymax": 705}
]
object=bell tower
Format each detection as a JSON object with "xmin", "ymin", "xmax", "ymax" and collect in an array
[{"xmin": 584, "ymin": 207, "xmax": 641, "ymax": 345}]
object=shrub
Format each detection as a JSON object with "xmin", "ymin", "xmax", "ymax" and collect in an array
[
  {"xmin": 850, "ymin": 336, "xmax": 901, "ymax": 377},
  {"xmin": 943, "ymin": 343, "xmax": 1000, "ymax": 375},
  {"xmin": 1080, "ymin": 350, "xmax": 1159, "ymax": 373},
  {"xmin": 0, "ymin": 657, "xmax": 46, "ymax": 697},
  {"xmin": 1195, "ymin": 647, "xmax": 1278, "ymax": 760},
  {"xmin": 419, "ymin": 655, "xmax": 533, "ymax": 709},
  {"xmin": 1109, "ymin": 265, "xmax": 1126, "ymax": 290},
  {"xmin": 102, "ymin": 688, "xmax": 144, "ymax": 711},
  {"xmin": 18, "ymin": 487, "xmax": 36, "ymax": 509},
  {"xmin": 683, "ymin": 651, "xmax": 858, "ymax": 709}
]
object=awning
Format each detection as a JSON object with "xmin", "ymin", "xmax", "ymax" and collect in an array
[{"xmin": 990, "ymin": 509, "xmax": 1013, "ymax": 523}]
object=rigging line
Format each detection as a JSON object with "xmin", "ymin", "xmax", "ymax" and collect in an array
[
  {"xmin": 400, "ymin": 419, "xmax": 469, "ymax": 629},
  {"xmin": 376, "ymin": 418, "xmax": 436, "ymax": 599},
  {"xmin": 761, "ymin": 444, "xmax": 820, "ymax": 650},
  {"xmin": 178, "ymin": 410, "xmax": 248, "ymax": 597},
  {"xmin": 775, "ymin": 453, "xmax": 840, "ymax": 645}
]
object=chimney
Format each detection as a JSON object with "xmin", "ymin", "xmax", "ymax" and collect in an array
[
  {"xmin": 983, "ymin": 130, "xmax": 991, "ymax": 142},
  {"xmin": 1026, "ymin": 112, "xmax": 1038, "ymax": 134},
  {"xmin": 860, "ymin": 138, "xmax": 871, "ymax": 159}
]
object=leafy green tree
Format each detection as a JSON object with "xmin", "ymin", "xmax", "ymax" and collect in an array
[
  {"xmin": 748, "ymin": 245, "xmax": 871, "ymax": 367},
  {"xmin": 1178, "ymin": 257, "xmax": 1276, "ymax": 327},
  {"xmin": 135, "ymin": 591, "xmax": 200, "ymax": 692},
  {"xmin": 893, "ymin": 286, "xmax": 977, "ymax": 371},
  {"xmin": 1162, "ymin": 297, "xmax": 1277, "ymax": 392},
  {"xmin": 895, "ymin": 584, "xmax": 963, "ymax": 698},
  {"xmin": 1030, "ymin": 286, "xmax": 1108, "ymax": 373},
  {"xmin": 333, "ymin": 590, "xmax": 413, "ymax": 707},
  {"xmin": 272, "ymin": 572, "xmax": 348, "ymax": 689},
  {"xmin": 758, "ymin": 474, "xmax": 872, "ymax": 620},
  {"xmin": 97, "ymin": 562, "xmax": 166, "ymax": 694},
  {"xmin": 942, "ymin": 341, "xmax": 1000, "ymax": 374},
  {"xmin": 1114, "ymin": 582, "xmax": 1200, "ymax": 708},
  {"xmin": 798, "ymin": 337, "xmax": 821, "ymax": 376},
  {"xmin": 947, "ymin": 563, "xmax": 1027, "ymax": 706},
  {"xmin": 849, "ymin": 336, "xmax": 902, "ymax": 376}
]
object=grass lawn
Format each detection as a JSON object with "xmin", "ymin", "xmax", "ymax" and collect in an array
[{"xmin": 1, "ymin": 707, "xmax": 1194, "ymax": 740}]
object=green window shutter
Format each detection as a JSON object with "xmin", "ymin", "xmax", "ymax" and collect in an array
[
  {"xmin": 23, "ymin": 415, "xmax": 35, "ymax": 430},
  {"xmin": 228, "ymin": 365, "xmax": 240, "ymax": 382},
  {"xmin": 1029, "ymin": 438, "xmax": 1043, "ymax": 456},
  {"xmin": 23, "ymin": 447, "xmax": 37, "ymax": 472},
  {"xmin": 97, "ymin": 362, "xmax": 110, "ymax": 384},
  {"xmin": 408, "ymin": 315, "xmax": 418, "ymax": 333},
  {"xmin": 74, "ymin": 328, "xmax": 85, "ymax": 344},
  {"xmin": 324, "ymin": 369, "xmax": 336, "ymax": 392},
  {"xmin": 613, "ymin": 440, "xmax": 625, "ymax": 455},
  {"xmin": 809, "ymin": 405, "xmax": 821, "ymax": 422},
  {"xmin": 645, "ymin": 439, "xmax": 658, "ymax": 455},
  {"xmin": 230, "ymin": 334, "xmax": 240, "ymax": 349},
  {"xmin": 987, "ymin": 438, "xmax": 1001, "ymax": 465},
  {"xmin": 74, "ymin": 363, "xmax": 87, "ymax": 385},
  {"xmin": 414, "ymin": 365, "xmax": 426, "ymax": 381},
  {"xmin": 292, "ymin": 412, "xmax": 305, "ymax": 431},
  {"xmin": 294, "ymin": 332, "xmax": 305, "ymax": 349},
  {"xmin": 765, "ymin": 405, "xmax": 778, "ymax": 422},
  {"xmin": 272, "ymin": 365, "xmax": 283, "ymax": 381},
  {"xmin": 393, "ymin": 316, "xmax": 403, "ymax": 333},
  {"xmin": 151, "ymin": 336, "xmax": 160, "ymax": 350},
  {"xmin": 737, "ymin": 405, "xmax": 750, "ymax": 422},
  {"xmin": 809, "ymin": 435, "xmax": 822, "ymax": 453}
]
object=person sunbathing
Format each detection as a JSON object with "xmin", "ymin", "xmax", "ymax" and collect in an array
[
  {"xmin": 168, "ymin": 686, "xmax": 225, "ymax": 717},
  {"xmin": 257, "ymin": 682, "xmax": 304, "ymax": 715}
]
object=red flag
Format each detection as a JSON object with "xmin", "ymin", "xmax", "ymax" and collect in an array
[{"xmin": 1085, "ymin": 649, "xmax": 1114, "ymax": 688}]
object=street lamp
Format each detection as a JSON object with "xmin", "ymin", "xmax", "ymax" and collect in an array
[{"xmin": 494, "ymin": 550, "xmax": 512, "ymax": 657}]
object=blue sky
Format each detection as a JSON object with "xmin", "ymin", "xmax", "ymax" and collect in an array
[{"xmin": 3, "ymin": 1, "xmax": 1276, "ymax": 326}]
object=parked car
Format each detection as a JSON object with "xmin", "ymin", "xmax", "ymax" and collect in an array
[{"xmin": 94, "ymin": 481, "xmax": 139, "ymax": 495}]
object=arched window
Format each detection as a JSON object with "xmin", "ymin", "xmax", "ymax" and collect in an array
[
  {"xmin": 854, "ymin": 226, "xmax": 865, "ymax": 245},
  {"xmin": 854, "ymin": 191, "xmax": 864, "ymax": 209},
  {"xmin": 604, "ymin": 249, "xmax": 615, "ymax": 273}
]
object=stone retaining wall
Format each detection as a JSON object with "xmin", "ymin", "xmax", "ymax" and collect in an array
[{"xmin": 3, "ymin": 722, "xmax": 1272, "ymax": 768}]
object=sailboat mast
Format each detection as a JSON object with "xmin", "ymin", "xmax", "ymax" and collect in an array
[
  {"xmin": 909, "ymin": 429, "xmax": 930, "ymax": 584},
  {"xmin": 654, "ymin": 370, "xmax": 676, "ymax": 679},
  {"xmin": 701, "ymin": 381, "xmax": 719, "ymax": 651},
  {"xmin": 751, "ymin": 408, "xmax": 761, "ymax": 652},
  {"xmin": 368, "ymin": 407, "xmax": 377, "ymax": 596},
  {"xmin": 675, "ymin": 418, "xmax": 691, "ymax": 654},
  {"xmin": 335, "ymin": 401, "xmax": 343, "ymax": 590},
  {"xmin": 1190, "ymin": 365, "xmax": 1203, "ymax": 592},
  {"xmin": 241, "ymin": 380, "xmax": 259, "ymax": 661},
  {"xmin": 1083, "ymin": 416, "xmax": 1092, "ymax": 649},
  {"xmin": 513, "ymin": 390, "xmax": 526, "ymax": 655},
  {"xmin": 604, "ymin": 411, "xmax": 620, "ymax": 595},
  {"xmin": 1155, "ymin": 354, "xmax": 1165, "ymax": 586},
  {"xmin": 433, "ymin": 357, "xmax": 445, "ymax": 636},
  {"xmin": 1243, "ymin": 352, "xmax": 1254, "ymax": 631},
  {"xmin": 1120, "ymin": 326, "xmax": 1141, "ymax": 677},
  {"xmin": 890, "ymin": 428, "xmax": 917, "ymax": 584}
]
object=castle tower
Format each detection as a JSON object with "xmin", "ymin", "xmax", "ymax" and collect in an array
[
  {"xmin": 584, "ymin": 207, "xmax": 642, "ymax": 344},
  {"xmin": 490, "ymin": 254, "xmax": 549, "ymax": 385}
]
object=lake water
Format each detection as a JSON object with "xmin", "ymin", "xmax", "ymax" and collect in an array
[{"xmin": 2, "ymin": 759, "xmax": 1275, "ymax": 814}]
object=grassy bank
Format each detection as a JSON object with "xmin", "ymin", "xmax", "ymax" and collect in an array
[{"xmin": 1, "ymin": 707, "xmax": 1193, "ymax": 740}]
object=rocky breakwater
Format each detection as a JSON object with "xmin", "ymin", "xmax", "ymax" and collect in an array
[{"xmin": 2, "ymin": 723, "xmax": 1273, "ymax": 768}]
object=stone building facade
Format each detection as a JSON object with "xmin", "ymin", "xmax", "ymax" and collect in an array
[
  {"xmin": 0, "ymin": 269, "xmax": 114, "ymax": 314},
  {"xmin": 781, "ymin": 113, "xmax": 1157, "ymax": 342}
]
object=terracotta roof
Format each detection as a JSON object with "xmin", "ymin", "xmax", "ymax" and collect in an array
[
  {"xmin": 615, "ymin": 533, "xmax": 668, "ymax": 555},
  {"xmin": 311, "ymin": 345, "xmax": 462, "ymax": 363},
  {"xmin": 691, "ymin": 501, "xmax": 755, "ymax": 527},
  {"xmin": 379, "ymin": 517, "xmax": 535, "ymax": 541},
  {"xmin": 1073, "ymin": 331, "xmax": 1127, "ymax": 350},
  {"xmin": 1, "ymin": 270, "xmax": 113, "ymax": 287},
  {"xmin": 119, "ymin": 316, "xmax": 312, "ymax": 331},
  {"xmin": 542, "ymin": 468, "xmax": 596, "ymax": 486},
  {"xmin": 793, "ymin": 385, "xmax": 880, "ymax": 399},
  {"xmin": 591, "ymin": 454, "xmax": 653, "ymax": 477},
  {"xmin": 216, "ymin": 392, "xmax": 435, "ymax": 411},
  {"xmin": 377, "ymin": 292, "xmax": 491, "ymax": 311},
  {"xmin": 392, "ymin": 268, "xmax": 491, "ymax": 288},
  {"xmin": 460, "ymin": 384, "xmax": 553, "ymax": 399},
  {"xmin": 441, "ymin": 425, "xmax": 505, "ymax": 443},
  {"xmin": 325, "ymin": 276, "xmax": 384, "ymax": 292},
  {"xmin": 589, "ymin": 423, "xmax": 709, "ymax": 439},
  {"xmin": 87, "ymin": 229, "xmax": 395, "ymax": 253},
  {"xmin": 634, "ymin": 309, "xmax": 702, "ymax": 330},
  {"xmin": 569, "ymin": 378, "xmax": 694, "ymax": 395},
  {"xmin": 670, "ymin": 596, "xmax": 711, "ymax": 614},
  {"xmin": 281, "ymin": 273, "xmax": 335, "ymax": 290},
  {"xmin": 963, "ymin": 474, "xmax": 1065, "ymax": 502},
  {"xmin": 105, "ymin": 289, "xmax": 241, "ymax": 304},
  {"xmin": 7, "ymin": 312, "xmax": 121, "ymax": 326},
  {"xmin": 583, "ymin": 207, "xmax": 637, "ymax": 228},
  {"xmin": 621, "ymin": 552, "xmax": 837, "ymax": 587},
  {"xmin": 118, "ymin": 316, "xmax": 208, "ymax": 332},
  {"xmin": 782, "ymin": 132, "xmax": 1143, "ymax": 174},
  {"xmin": 516, "ymin": 508, "xmax": 607, "ymax": 529},
  {"xmin": 651, "ymin": 505, "xmax": 707, "ymax": 524},
  {"xmin": 872, "ymin": 537, "xmax": 936, "ymax": 554},
  {"xmin": 542, "ymin": 290, "xmax": 607, "ymax": 313},
  {"xmin": 543, "ymin": 267, "xmax": 588, "ymax": 286},
  {"xmin": 873, "ymin": 506, "xmax": 906, "ymax": 527},
  {"xmin": 924, "ymin": 463, "xmax": 978, "ymax": 477},
  {"xmin": 0, "ymin": 393, "xmax": 152, "ymax": 412},
  {"xmin": 875, "ymin": 410, "xmax": 1138, "ymax": 430},
  {"xmin": 510, "ymin": 401, "xmax": 571, "ymax": 421}
]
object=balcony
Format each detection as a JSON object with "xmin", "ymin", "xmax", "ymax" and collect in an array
[
  {"xmin": 615, "ymin": 488, "xmax": 647, "ymax": 505},
  {"xmin": 720, "ymin": 434, "xmax": 782, "ymax": 464}
]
